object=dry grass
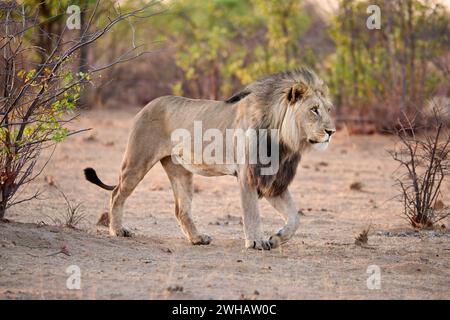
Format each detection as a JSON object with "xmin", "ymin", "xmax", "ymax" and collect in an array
[
  {"xmin": 46, "ymin": 186, "xmax": 86, "ymax": 229},
  {"xmin": 355, "ymin": 226, "xmax": 371, "ymax": 246}
]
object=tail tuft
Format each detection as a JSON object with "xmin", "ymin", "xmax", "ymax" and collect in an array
[{"xmin": 84, "ymin": 167, "xmax": 115, "ymax": 191}]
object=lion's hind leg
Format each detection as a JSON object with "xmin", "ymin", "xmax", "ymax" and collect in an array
[
  {"xmin": 110, "ymin": 147, "xmax": 163, "ymax": 237},
  {"xmin": 110, "ymin": 162, "xmax": 151, "ymax": 237},
  {"xmin": 161, "ymin": 157, "xmax": 211, "ymax": 245}
]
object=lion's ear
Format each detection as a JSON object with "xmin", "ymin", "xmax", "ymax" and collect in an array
[{"xmin": 286, "ymin": 82, "xmax": 308, "ymax": 105}]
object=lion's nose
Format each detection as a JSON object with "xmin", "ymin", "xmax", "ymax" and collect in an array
[{"xmin": 325, "ymin": 129, "xmax": 336, "ymax": 137}]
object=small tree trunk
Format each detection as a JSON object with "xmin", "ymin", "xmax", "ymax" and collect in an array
[{"xmin": 0, "ymin": 193, "xmax": 6, "ymax": 219}]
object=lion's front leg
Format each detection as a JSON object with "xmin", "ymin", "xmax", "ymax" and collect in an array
[
  {"xmin": 265, "ymin": 189, "xmax": 301, "ymax": 248},
  {"xmin": 238, "ymin": 171, "xmax": 271, "ymax": 250}
]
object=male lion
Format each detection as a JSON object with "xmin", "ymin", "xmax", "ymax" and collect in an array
[{"xmin": 84, "ymin": 67, "xmax": 335, "ymax": 250}]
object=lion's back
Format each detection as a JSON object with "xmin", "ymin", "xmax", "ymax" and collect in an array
[{"xmin": 139, "ymin": 95, "xmax": 236, "ymax": 131}]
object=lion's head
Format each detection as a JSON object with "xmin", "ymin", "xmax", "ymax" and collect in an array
[
  {"xmin": 230, "ymin": 67, "xmax": 336, "ymax": 153},
  {"xmin": 283, "ymin": 70, "xmax": 336, "ymax": 151}
]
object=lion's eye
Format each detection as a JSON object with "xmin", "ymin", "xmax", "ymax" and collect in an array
[{"xmin": 311, "ymin": 106, "xmax": 319, "ymax": 116}]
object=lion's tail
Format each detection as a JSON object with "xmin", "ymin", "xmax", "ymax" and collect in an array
[{"xmin": 84, "ymin": 167, "xmax": 116, "ymax": 191}]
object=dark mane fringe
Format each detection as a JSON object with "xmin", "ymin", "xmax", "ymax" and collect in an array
[
  {"xmin": 225, "ymin": 90, "xmax": 251, "ymax": 104},
  {"xmin": 247, "ymin": 137, "xmax": 301, "ymax": 198}
]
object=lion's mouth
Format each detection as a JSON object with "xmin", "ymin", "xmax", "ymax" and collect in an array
[{"xmin": 308, "ymin": 138, "xmax": 329, "ymax": 144}]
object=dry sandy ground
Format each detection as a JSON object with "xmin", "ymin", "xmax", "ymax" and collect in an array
[{"xmin": 1, "ymin": 108, "xmax": 449, "ymax": 300}]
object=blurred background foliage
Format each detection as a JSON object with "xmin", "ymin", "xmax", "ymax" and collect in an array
[{"xmin": 6, "ymin": 0, "xmax": 450, "ymax": 130}]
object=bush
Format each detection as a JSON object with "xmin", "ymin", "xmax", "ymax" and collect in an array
[
  {"xmin": 390, "ymin": 107, "xmax": 450, "ymax": 228},
  {"xmin": 0, "ymin": 1, "xmax": 159, "ymax": 218}
]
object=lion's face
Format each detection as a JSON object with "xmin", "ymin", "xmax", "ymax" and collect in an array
[
  {"xmin": 298, "ymin": 91, "xmax": 335, "ymax": 150},
  {"xmin": 287, "ymin": 82, "xmax": 336, "ymax": 151}
]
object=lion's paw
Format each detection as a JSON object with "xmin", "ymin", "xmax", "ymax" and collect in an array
[
  {"xmin": 245, "ymin": 239, "xmax": 272, "ymax": 250},
  {"xmin": 268, "ymin": 234, "xmax": 282, "ymax": 249},
  {"xmin": 110, "ymin": 227, "xmax": 133, "ymax": 237},
  {"xmin": 191, "ymin": 234, "xmax": 212, "ymax": 245}
]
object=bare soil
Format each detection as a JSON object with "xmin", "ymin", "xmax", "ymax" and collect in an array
[{"xmin": 1, "ymin": 109, "xmax": 449, "ymax": 299}]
